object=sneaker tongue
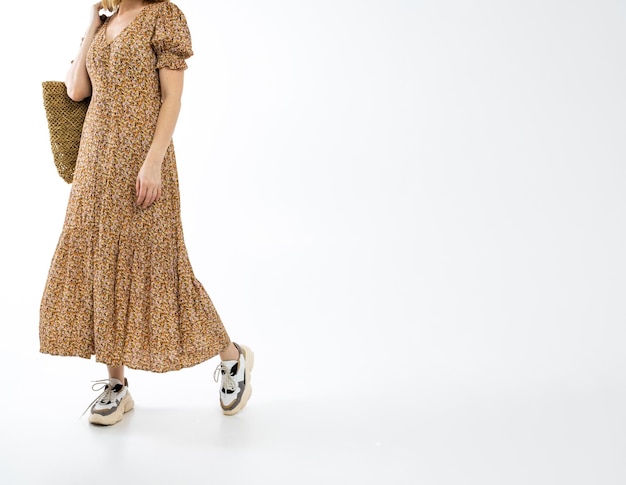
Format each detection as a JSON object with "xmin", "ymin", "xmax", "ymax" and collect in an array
[{"xmin": 109, "ymin": 378, "xmax": 124, "ymax": 388}]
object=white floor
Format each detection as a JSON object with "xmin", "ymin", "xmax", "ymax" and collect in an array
[{"xmin": 1, "ymin": 347, "xmax": 625, "ymax": 484}]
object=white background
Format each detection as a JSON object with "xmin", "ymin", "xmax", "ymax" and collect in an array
[{"xmin": 0, "ymin": 0, "xmax": 625, "ymax": 483}]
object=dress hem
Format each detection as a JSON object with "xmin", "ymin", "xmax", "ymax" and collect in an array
[{"xmin": 39, "ymin": 340, "xmax": 231, "ymax": 373}]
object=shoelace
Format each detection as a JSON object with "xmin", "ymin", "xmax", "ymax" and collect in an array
[
  {"xmin": 213, "ymin": 364, "xmax": 237, "ymax": 392},
  {"xmin": 80, "ymin": 379, "xmax": 120, "ymax": 418}
]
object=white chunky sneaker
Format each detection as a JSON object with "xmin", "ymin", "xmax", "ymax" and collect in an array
[
  {"xmin": 85, "ymin": 378, "xmax": 134, "ymax": 426},
  {"xmin": 213, "ymin": 343, "xmax": 254, "ymax": 415}
]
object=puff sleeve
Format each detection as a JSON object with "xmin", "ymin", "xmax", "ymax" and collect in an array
[{"xmin": 152, "ymin": 2, "xmax": 194, "ymax": 70}]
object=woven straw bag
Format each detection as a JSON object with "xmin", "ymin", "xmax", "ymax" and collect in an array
[{"xmin": 41, "ymin": 81, "xmax": 90, "ymax": 184}]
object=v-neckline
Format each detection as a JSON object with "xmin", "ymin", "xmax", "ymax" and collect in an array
[{"xmin": 104, "ymin": 4, "xmax": 150, "ymax": 45}]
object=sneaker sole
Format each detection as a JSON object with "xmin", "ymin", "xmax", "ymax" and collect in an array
[
  {"xmin": 89, "ymin": 393, "xmax": 135, "ymax": 426},
  {"xmin": 223, "ymin": 345, "xmax": 254, "ymax": 416}
]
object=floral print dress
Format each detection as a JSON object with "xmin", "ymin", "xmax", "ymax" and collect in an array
[{"xmin": 39, "ymin": 2, "xmax": 231, "ymax": 372}]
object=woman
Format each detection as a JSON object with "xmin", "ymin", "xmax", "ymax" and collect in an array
[{"xmin": 39, "ymin": 0, "xmax": 253, "ymax": 425}]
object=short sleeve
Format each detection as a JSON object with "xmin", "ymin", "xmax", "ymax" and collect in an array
[{"xmin": 152, "ymin": 2, "xmax": 194, "ymax": 70}]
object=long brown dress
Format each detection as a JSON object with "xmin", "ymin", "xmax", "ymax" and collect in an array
[{"xmin": 39, "ymin": 2, "xmax": 231, "ymax": 372}]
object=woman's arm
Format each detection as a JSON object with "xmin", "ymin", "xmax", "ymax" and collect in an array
[
  {"xmin": 135, "ymin": 68, "xmax": 185, "ymax": 209},
  {"xmin": 65, "ymin": 2, "xmax": 104, "ymax": 101}
]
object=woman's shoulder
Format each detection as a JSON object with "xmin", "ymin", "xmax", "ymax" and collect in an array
[{"xmin": 151, "ymin": 1, "xmax": 186, "ymax": 18}]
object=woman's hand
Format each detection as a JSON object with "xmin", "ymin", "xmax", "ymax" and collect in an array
[
  {"xmin": 90, "ymin": 2, "xmax": 105, "ymax": 30},
  {"xmin": 136, "ymin": 160, "xmax": 163, "ymax": 209}
]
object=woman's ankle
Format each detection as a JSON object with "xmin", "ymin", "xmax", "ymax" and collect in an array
[
  {"xmin": 107, "ymin": 365, "xmax": 125, "ymax": 383},
  {"xmin": 219, "ymin": 342, "xmax": 239, "ymax": 361}
]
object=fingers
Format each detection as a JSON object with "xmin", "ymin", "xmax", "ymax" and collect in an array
[
  {"xmin": 144, "ymin": 189, "xmax": 158, "ymax": 209},
  {"xmin": 136, "ymin": 178, "xmax": 146, "ymax": 207},
  {"xmin": 136, "ymin": 179, "xmax": 161, "ymax": 209}
]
